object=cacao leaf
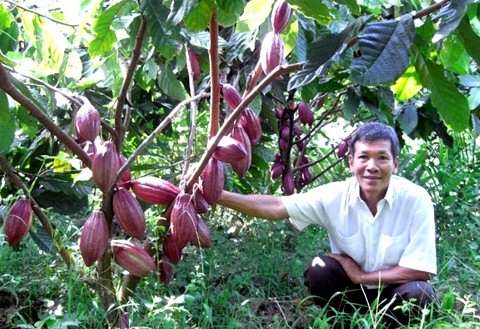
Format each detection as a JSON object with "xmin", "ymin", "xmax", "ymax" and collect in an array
[
  {"xmin": 431, "ymin": 0, "xmax": 473, "ymax": 43},
  {"xmin": 350, "ymin": 15, "xmax": 415, "ymax": 86}
]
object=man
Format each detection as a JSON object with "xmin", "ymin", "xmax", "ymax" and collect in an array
[{"xmin": 217, "ymin": 122, "xmax": 436, "ymax": 327}]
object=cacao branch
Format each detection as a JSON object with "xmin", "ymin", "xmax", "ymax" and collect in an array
[
  {"xmin": 0, "ymin": 153, "xmax": 72, "ymax": 267},
  {"xmin": 114, "ymin": 14, "xmax": 148, "ymax": 150},
  {"xmin": 208, "ymin": 12, "xmax": 221, "ymax": 138},
  {"xmin": 0, "ymin": 62, "xmax": 92, "ymax": 167},
  {"xmin": 184, "ymin": 46, "xmax": 200, "ymax": 177}
]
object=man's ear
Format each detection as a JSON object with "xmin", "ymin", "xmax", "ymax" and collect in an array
[
  {"xmin": 393, "ymin": 157, "xmax": 399, "ymax": 174},
  {"xmin": 348, "ymin": 155, "xmax": 354, "ymax": 172}
]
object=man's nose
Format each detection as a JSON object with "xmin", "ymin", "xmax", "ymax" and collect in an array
[{"xmin": 366, "ymin": 159, "xmax": 379, "ymax": 171}]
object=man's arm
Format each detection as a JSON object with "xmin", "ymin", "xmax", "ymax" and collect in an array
[
  {"xmin": 328, "ymin": 253, "xmax": 433, "ymax": 285},
  {"xmin": 217, "ymin": 190, "xmax": 289, "ymax": 220}
]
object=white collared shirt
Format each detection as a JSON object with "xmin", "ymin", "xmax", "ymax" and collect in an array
[{"xmin": 282, "ymin": 175, "xmax": 437, "ymax": 275}]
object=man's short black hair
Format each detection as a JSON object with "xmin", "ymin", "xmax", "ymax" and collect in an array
[{"xmin": 348, "ymin": 122, "xmax": 400, "ymax": 158}]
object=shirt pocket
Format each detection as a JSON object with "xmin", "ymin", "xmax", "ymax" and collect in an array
[
  {"xmin": 379, "ymin": 231, "xmax": 409, "ymax": 267},
  {"xmin": 331, "ymin": 230, "xmax": 365, "ymax": 265}
]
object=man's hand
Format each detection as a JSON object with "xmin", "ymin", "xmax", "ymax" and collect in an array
[{"xmin": 327, "ymin": 253, "xmax": 365, "ymax": 284}]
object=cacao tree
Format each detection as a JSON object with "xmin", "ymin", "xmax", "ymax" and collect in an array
[{"xmin": 1, "ymin": 0, "xmax": 479, "ymax": 326}]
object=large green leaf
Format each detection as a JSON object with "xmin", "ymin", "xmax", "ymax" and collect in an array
[
  {"xmin": 350, "ymin": 15, "xmax": 415, "ymax": 86},
  {"xmin": 0, "ymin": 4, "xmax": 19, "ymax": 53},
  {"xmin": 457, "ymin": 17, "xmax": 480, "ymax": 67},
  {"xmin": 288, "ymin": 17, "xmax": 366, "ymax": 90},
  {"xmin": 88, "ymin": 1, "xmax": 128, "ymax": 57},
  {"xmin": 216, "ymin": 0, "xmax": 245, "ymax": 27},
  {"xmin": 167, "ymin": 0, "xmax": 196, "ymax": 27},
  {"xmin": 0, "ymin": 91, "xmax": 14, "ymax": 153},
  {"xmin": 415, "ymin": 53, "xmax": 470, "ymax": 132},
  {"xmin": 391, "ymin": 66, "xmax": 422, "ymax": 101},
  {"xmin": 235, "ymin": 0, "xmax": 273, "ymax": 32},
  {"xmin": 158, "ymin": 64, "xmax": 189, "ymax": 101},
  {"xmin": 334, "ymin": 0, "xmax": 360, "ymax": 16},
  {"xmin": 287, "ymin": 0, "xmax": 331, "ymax": 26},
  {"xmin": 183, "ymin": 0, "xmax": 214, "ymax": 32}
]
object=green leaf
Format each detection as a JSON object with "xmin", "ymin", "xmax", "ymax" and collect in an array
[
  {"xmin": 167, "ymin": 0, "xmax": 196, "ymax": 27},
  {"xmin": 88, "ymin": 1, "xmax": 128, "ymax": 57},
  {"xmin": 468, "ymin": 87, "xmax": 480, "ymax": 109},
  {"xmin": 391, "ymin": 66, "xmax": 422, "ymax": 101},
  {"xmin": 350, "ymin": 15, "xmax": 416, "ymax": 86},
  {"xmin": 396, "ymin": 104, "xmax": 418, "ymax": 134},
  {"xmin": 431, "ymin": 0, "xmax": 472, "ymax": 43},
  {"xmin": 343, "ymin": 88, "xmax": 360, "ymax": 120},
  {"xmin": 439, "ymin": 34, "xmax": 469, "ymax": 74},
  {"xmin": 184, "ymin": 0, "xmax": 214, "ymax": 32},
  {"xmin": 216, "ymin": 0, "xmax": 245, "ymax": 27},
  {"xmin": 457, "ymin": 17, "xmax": 480, "ymax": 67},
  {"xmin": 0, "ymin": 91, "xmax": 14, "ymax": 153},
  {"xmin": 0, "ymin": 4, "xmax": 19, "ymax": 53},
  {"xmin": 334, "ymin": 0, "xmax": 360, "ymax": 16},
  {"xmin": 236, "ymin": 0, "xmax": 273, "ymax": 32},
  {"xmin": 414, "ymin": 54, "xmax": 470, "ymax": 132},
  {"xmin": 29, "ymin": 225, "xmax": 56, "ymax": 255},
  {"xmin": 158, "ymin": 64, "xmax": 189, "ymax": 101},
  {"xmin": 287, "ymin": 0, "xmax": 331, "ymax": 26}
]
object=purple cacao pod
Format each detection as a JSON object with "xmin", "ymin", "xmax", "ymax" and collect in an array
[
  {"xmin": 222, "ymin": 83, "xmax": 242, "ymax": 110},
  {"xmin": 170, "ymin": 193, "xmax": 196, "ymax": 248},
  {"xmin": 260, "ymin": 31, "xmax": 285, "ymax": 75},
  {"xmin": 297, "ymin": 101, "xmax": 314, "ymax": 125},
  {"xmin": 271, "ymin": 0, "xmax": 293, "ymax": 34},
  {"xmin": 4, "ymin": 198, "xmax": 33, "ymax": 246},
  {"xmin": 75, "ymin": 102, "xmax": 101, "ymax": 143},
  {"xmin": 282, "ymin": 172, "xmax": 295, "ymax": 195},
  {"xmin": 212, "ymin": 135, "xmax": 247, "ymax": 164},
  {"xmin": 238, "ymin": 108, "xmax": 262, "ymax": 146},
  {"xmin": 200, "ymin": 158, "xmax": 224, "ymax": 205},
  {"xmin": 92, "ymin": 141, "xmax": 119, "ymax": 193},
  {"xmin": 187, "ymin": 48, "xmax": 201, "ymax": 81},
  {"xmin": 113, "ymin": 187, "xmax": 146, "ymax": 240},
  {"xmin": 111, "ymin": 240, "xmax": 156, "ymax": 278},
  {"xmin": 80, "ymin": 210, "xmax": 109, "ymax": 266},
  {"xmin": 131, "ymin": 177, "xmax": 180, "ymax": 205},
  {"xmin": 191, "ymin": 217, "xmax": 212, "ymax": 248}
]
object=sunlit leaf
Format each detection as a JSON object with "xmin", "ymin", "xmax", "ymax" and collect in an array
[
  {"xmin": 287, "ymin": 0, "xmax": 331, "ymax": 26},
  {"xmin": 236, "ymin": 0, "xmax": 273, "ymax": 32},
  {"xmin": 415, "ymin": 53, "xmax": 470, "ymax": 132},
  {"xmin": 391, "ymin": 66, "xmax": 422, "ymax": 101},
  {"xmin": 184, "ymin": 0, "xmax": 214, "ymax": 32},
  {"xmin": 0, "ymin": 4, "xmax": 19, "ymax": 53},
  {"xmin": 457, "ymin": 16, "xmax": 480, "ymax": 67},
  {"xmin": 351, "ymin": 15, "xmax": 415, "ymax": 86},
  {"xmin": 432, "ymin": 0, "xmax": 473, "ymax": 43},
  {"xmin": 439, "ymin": 34, "xmax": 469, "ymax": 74}
]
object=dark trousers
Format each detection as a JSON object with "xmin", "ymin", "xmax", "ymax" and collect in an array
[{"xmin": 303, "ymin": 255, "xmax": 436, "ymax": 328}]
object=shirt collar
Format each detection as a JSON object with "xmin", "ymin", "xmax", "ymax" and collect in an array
[{"xmin": 348, "ymin": 176, "xmax": 395, "ymax": 207}]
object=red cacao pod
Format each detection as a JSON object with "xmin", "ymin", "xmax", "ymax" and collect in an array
[
  {"xmin": 111, "ymin": 240, "xmax": 156, "ymax": 278},
  {"xmin": 75, "ymin": 102, "xmax": 101, "ymax": 143},
  {"xmin": 337, "ymin": 140, "xmax": 349, "ymax": 158},
  {"xmin": 131, "ymin": 176, "xmax": 179, "ymax": 205},
  {"xmin": 222, "ymin": 83, "xmax": 242, "ymax": 110},
  {"xmin": 159, "ymin": 254, "xmax": 174, "ymax": 284},
  {"xmin": 271, "ymin": 0, "xmax": 293, "ymax": 34},
  {"xmin": 301, "ymin": 167, "xmax": 313, "ymax": 185},
  {"xmin": 117, "ymin": 154, "xmax": 132, "ymax": 190},
  {"xmin": 298, "ymin": 101, "xmax": 314, "ymax": 125},
  {"xmin": 260, "ymin": 31, "xmax": 285, "ymax": 75},
  {"xmin": 187, "ymin": 48, "xmax": 201, "ymax": 81},
  {"xmin": 79, "ymin": 210, "xmax": 109, "ymax": 266},
  {"xmin": 230, "ymin": 126, "xmax": 252, "ymax": 178},
  {"xmin": 4, "ymin": 198, "xmax": 33, "ymax": 246},
  {"xmin": 200, "ymin": 158, "xmax": 224, "ymax": 205},
  {"xmin": 282, "ymin": 172, "xmax": 295, "ymax": 195},
  {"xmin": 163, "ymin": 232, "xmax": 182, "ymax": 264},
  {"xmin": 170, "ymin": 193, "xmax": 196, "ymax": 248},
  {"xmin": 113, "ymin": 187, "xmax": 146, "ymax": 240},
  {"xmin": 191, "ymin": 217, "xmax": 212, "ymax": 248},
  {"xmin": 238, "ymin": 108, "xmax": 262, "ymax": 146},
  {"xmin": 270, "ymin": 161, "xmax": 283, "ymax": 180},
  {"xmin": 212, "ymin": 135, "xmax": 247, "ymax": 164},
  {"xmin": 193, "ymin": 185, "xmax": 209, "ymax": 214},
  {"xmin": 92, "ymin": 141, "xmax": 119, "ymax": 193}
]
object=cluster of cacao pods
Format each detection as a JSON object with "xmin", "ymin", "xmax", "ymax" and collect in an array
[
  {"xmin": 260, "ymin": 0, "xmax": 292, "ymax": 75},
  {"xmin": 218, "ymin": 83, "xmax": 263, "ymax": 178},
  {"xmin": 270, "ymin": 101, "xmax": 316, "ymax": 194},
  {"xmin": 3, "ymin": 198, "xmax": 34, "ymax": 246}
]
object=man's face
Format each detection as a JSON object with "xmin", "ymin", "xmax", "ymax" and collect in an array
[{"xmin": 348, "ymin": 139, "xmax": 399, "ymax": 200}]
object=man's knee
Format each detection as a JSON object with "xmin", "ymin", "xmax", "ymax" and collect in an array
[{"xmin": 391, "ymin": 281, "xmax": 436, "ymax": 307}]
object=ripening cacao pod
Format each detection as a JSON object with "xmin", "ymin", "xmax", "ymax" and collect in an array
[
  {"xmin": 191, "ymin": 217, "xmax": 212, "ymax": 248},
  {"xmin": 301, "ymin": 167, "xmax": 313, "ymax": 185},
  {"xmin": 117, "ymin": 154, "xmax": 132, "ymax": 190},
  {"xmin": 260, "ymin": 31, "xmax": 285, "ymax": 75},
  {"xmin": 163, "ymin": 232, "xmax": 182, "ymax": 264},
  {"xmin": 79, "ymin": 210, "xmax": 109, "ymax": 266},
  {"xmin": 187, "ymin": 48, "xmax": 201, "ymax": 81},
  {"xmin": 271, "ymin": 0, "xmax": 293, "ymax": 34},
  {"xmin": 131, "ymin": 177, "xmax": 179, "ymax": 205},
  {"xmin": 4, "ymin": 198, "xmax": 33, "ymax": 246},
  {"xmin": 159, "ymin": 254, "xmax": 174, "ymax": 284},
  {"xmin": 82, "ymin": 141, "xmax": 97, "ymax": 159},
  {"xmin": 193, "ymin": 185, "xmax": 209, "ymax": 214},
  {"xmin": 298, "ymin": 102, "xmax": 314, "ymax": 125},
  {"xmin": 212, "ymin": 135, "xmax": 247, "ymax": 164},
  {"xmin": 111, "ymin": 240, "xmax": 156, "ymax": 277},
  {"xmin": 113, "ymin": 187, "xmax": 146, "ymax": 240},
  {"xmin": 279, "ymin": 137, "xmax": 289, "ymax": 153},
  {"xmin": 270, "ymin": 161, "xmax": 283, "ymax": 180},
  {"xmin": 222, "ymin": 83, "xmax": 242, "ymax": 110},
  {"xmin": 75, "ymin": 102, "xmax": 101, "ymax": 143},
  {"xmin": 238, "ymin": 108, "xmax": 262, "ymax": 146},
  {"xmin": 170, "ymin": 193, "xmax": 196, "ymax": 248},
  {"xmin": 92, "ymin": 141, "xmax": 119, "ymax": 193},
  {"xmin": 337, "ymin": 140, "xmax": 349, "ymax": 158},
  {"xmin": 282, "ymin": 172, "xmax": 295, "ymax": 195},
  {"xmin": 200, "ymin": 158, "xmax": 224, "ymax": 205},
  {"xmin": 230, "ymin": 126, "xmax": 252, "ymax": 178}
]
